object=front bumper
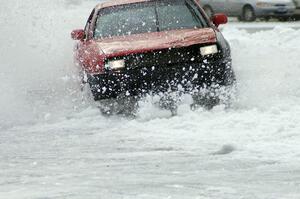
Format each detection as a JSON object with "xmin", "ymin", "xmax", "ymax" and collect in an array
[
  {"xmin": 88, "ymin": 58, "xmax": 235, "ymax": 100},
  {"xmin": 255, "ymin": 6, "xmax": 295, "ymax": 17}
]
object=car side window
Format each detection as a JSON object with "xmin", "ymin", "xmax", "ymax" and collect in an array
[{"xmin": 84, "ymin": 9, "xmax": 95, "ymax": 39}]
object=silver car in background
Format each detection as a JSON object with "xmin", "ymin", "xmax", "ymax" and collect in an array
[{"xmin": 200, "ymin": 0, "xmax": 296, "ymax": 21}]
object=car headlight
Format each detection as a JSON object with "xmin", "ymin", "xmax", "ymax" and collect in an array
[
  {"xmin": 105, "ymin": 59, "xmax": 125, "ymax": 70},
  {"xmin": 200, "ymin": 45, "xmax": 218, "ymax": 56}
]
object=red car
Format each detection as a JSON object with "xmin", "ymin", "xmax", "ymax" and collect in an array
[{"xmin": 72, "ymin": 0, "xmax": 235, "ymax": 109}]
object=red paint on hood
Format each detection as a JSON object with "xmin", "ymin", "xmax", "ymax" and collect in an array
[{"xmin": 95, "ymin": 28, "xmax": 217, "ymax": 58}]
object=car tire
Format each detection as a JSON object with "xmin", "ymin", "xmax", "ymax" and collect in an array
[
  {"xmin": 242, "ymin": 6, "xmax": 256, "ymax": 22},
  {"xmin": 191, "ymin": 93, "xmax": 220, "ymax": 110},
  {"xmin": 203, "ymin": 5, "xmax": 214, "ymax": 19},
  {"xmin": 97, "ymin": 95, "xmax": 139, "ymax": 116}
]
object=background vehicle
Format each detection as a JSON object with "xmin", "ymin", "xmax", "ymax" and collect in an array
[{"xmin": 200, "ymin": 0, "xmax": 296, "ymax": 21}]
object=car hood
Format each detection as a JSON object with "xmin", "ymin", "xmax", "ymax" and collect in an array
[{"xmin": 95, "ymin": 28, "xmax": 217, "ymax": 57}]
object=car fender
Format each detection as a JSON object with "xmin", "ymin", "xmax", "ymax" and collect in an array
[{"xmin": 75, "ymin": 40, "xmax": 105, "ymax": 74}]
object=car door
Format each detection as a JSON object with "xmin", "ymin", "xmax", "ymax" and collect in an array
[
  {"xmin": 226, "ymin": 0, "xmax": 244, "ymax": 16},
  {"xmin": 210, "ymin": 0, "xmax": 227, "ymax": 13}
]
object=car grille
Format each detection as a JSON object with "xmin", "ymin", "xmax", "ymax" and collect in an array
[{"xmin": 106, "ymin": 44, "xmax": 221, "ymax": 70}]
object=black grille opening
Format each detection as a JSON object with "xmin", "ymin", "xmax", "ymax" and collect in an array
[{"xmin": 106, "ymin": 44, "xmax": 222, "ymax": 71}]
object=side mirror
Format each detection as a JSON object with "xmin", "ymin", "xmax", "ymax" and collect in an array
[
  {"xmin": 212, "ymin": 13, "xmax": 228, "ymax": 27},
  {"xmin": 71, "ymin": 29, "xmax": 85, "ymax": 41}
]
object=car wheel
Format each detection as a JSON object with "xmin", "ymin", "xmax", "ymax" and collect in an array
[
  {"xmin": 203, "ymin": 6, "xmax": 214, "ymax": 19},
  {"xmin": 98, "ymin": 96, "xmax": 139, "ymax": 116},
  {"xmin": 191, "ymin": 93, "xmax": 220, "ymax": 110},
  {"xmin": 242, "ymin": 6, "xmax": 256, "ymax": 22}
]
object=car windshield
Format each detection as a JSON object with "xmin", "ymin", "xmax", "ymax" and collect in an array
[{"xmin": 94, "ymin": 0, "xmax": 208, "ymax": 38}]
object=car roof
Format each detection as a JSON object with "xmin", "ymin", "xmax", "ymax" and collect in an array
[{"xmin": 95, "ymin": 0, "xmax": 151, "ymax": 10}]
